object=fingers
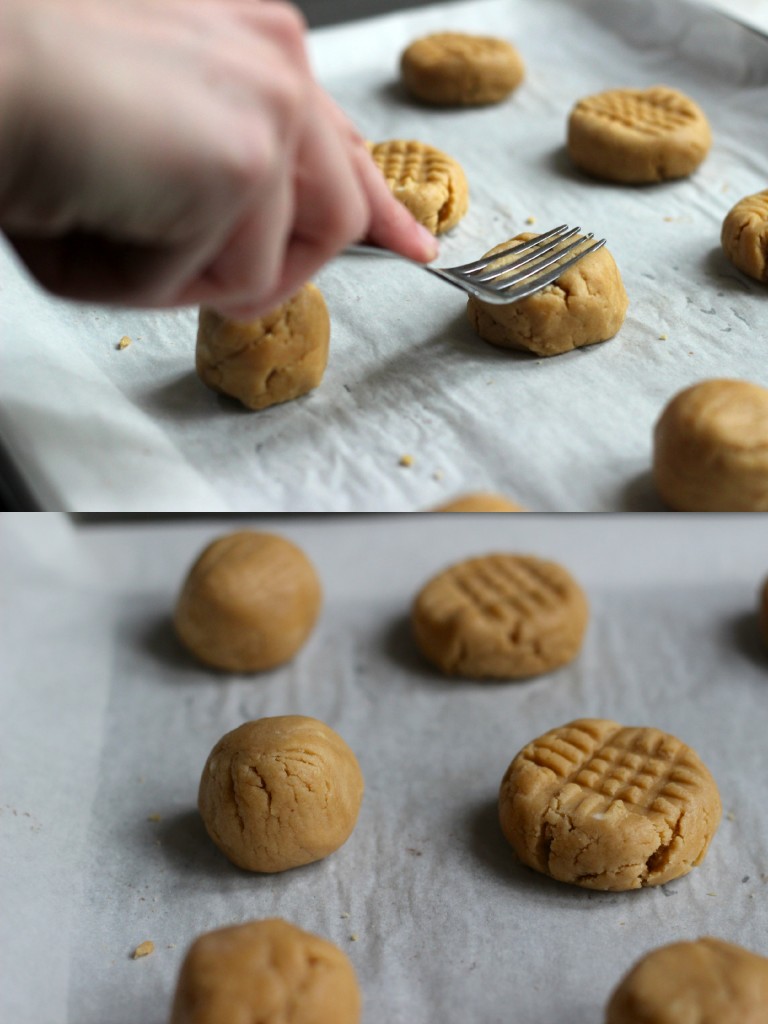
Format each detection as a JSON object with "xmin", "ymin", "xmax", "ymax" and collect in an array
[
  {"xmin": 314, "ymin": 91, "xmax": 439, "ymax": 263},
  {"xmin": 184, "ymin": 86, "xmax": 372, "ymax": 319}
]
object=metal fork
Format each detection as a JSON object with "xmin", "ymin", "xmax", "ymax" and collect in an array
[{"xmin": 345, "ymin": 224, "xmax": 605, "ymax": 304}]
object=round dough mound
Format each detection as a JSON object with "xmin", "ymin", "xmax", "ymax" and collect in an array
[
  {"xmin": 195, "ymin": 283, "xmax": 330, "ymax": 410},
  {"xmin": 169, "ymin": 918, "xmax": 361, "ymax": 1024},
  {"xmin": 499, "ymin": 718, "xmax": 722, "ymax": 891},
  {"xmin": 721, "ymin": 188, "xmax": 768, "ymax": 283},
  {"xmin": 466, "ymin": 233, "xmax": 628, "ymax": 356},
  {"xmin": 174, "ymin": 531, "xmax": 322, "ymax": 672},
  {"xmin": 653, "ymin": 378, "xmax": 768, "ymax": 512},
  {"xmin": 431, "ymin": 492, "xmax": 524, "ymax": 512},
  {"xmin": 567, "ymin": 85, "xmax": 711, "ymax": 183},
  {"xmin": 368, "ymin": 139, "xmax": 468, "ymax": 234},
  {"xmin": 412, "ymin": 553, "xmax": 588, "ymax": 679},
  {"xmin": 605, "ymin": 937, "xmax": 768, "ymax": 1024},
  {"xmin": 400, "ymin": 32, "xmax": 524, "ymax": 106},
  {"xmin": 198, "ymin": 716, "xmax": 364, "ymax": 873}
]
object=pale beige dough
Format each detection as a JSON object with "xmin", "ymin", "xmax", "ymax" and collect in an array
[
  {"xmin": 195, "ymin": 283, "xmax": 330, "ymax": 411},
  {"xmin": 499, "ymin": 718, "xmax": 722, "ymax": 891},
  {"xmin": 400, "ymin": 31, "xmax": 524, "ymax": 106},
  {"xmin": 466, "ymin": 233, "xmax": 628, "ymax": 356},
  {"xmin": 198, "ymin": 716, "xmax": 364, "ymax": 873},
  {"xmin": 652, "ymin": 378, "xmax": 768, "ymax": 511},
  {"xmin": 411, "ymin": 553, "xmax": 588, "ymax": 679},
  {"xmin": 605, "ymin": 937, "xmax": 768, "ymax": 1023},
  {"xmin": 721, "ymin": 188, "xmax": 768, "ymax": 282},
  {"xmin": 174, "ymin": 530, "xmax": 322, "ymax": 673},
  {"xmin": 567, "ymin": 85, "xmax": 711, "ymax": 183},
  {"xmin": 430, "ymin": 492, "xmax": 524, "ymax": 512},
  {"xmin": 368, "ymin": 139, "xmax": 468, "ymax": 234},
  {"xmin": 169, "ymin": 919, "xmax": 361, "ymax": 1024}
]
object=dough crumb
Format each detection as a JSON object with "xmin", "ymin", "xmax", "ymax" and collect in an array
[
  {"xmin": 117, "ymin": 335, "xmax": 132, "ymax": 350},
  {"xmin": 525, "ymin": 215, "xmax": 536, "ymax": 224},
  {"xmin": 133, "ymin": 941, "xmax": 155, "ymax": 959},
  {"xmin": 399, "ymin": 454, "xmax": 414, "ymax": 467},
  {"xmin": 658, "ymin": 333, "xmax": 668, "ymax": 340},
  {"xmin": 349, "ymin": 934, "xmax": 359, "ymax": 942}
]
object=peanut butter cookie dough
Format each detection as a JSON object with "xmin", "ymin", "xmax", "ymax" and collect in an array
[
  {"xmin": 174, "ymin": 531, "xmax": 322, "ymax": 672},
  {"xmin": 652, "ymin": 378, "xmax": 768, "ymax": 512},
  {"xmin": 466, "ymin": 234, "xmax": 628, "ymax": 356},
  {"xmin": 567, "ymin": 85, "xmax": 711, "ymax": 183},
  {"xmin": 195, "ymin": 283, "xmax": 330, "ymax": 411},
  {"xmin": 605, "ymin": 937, "xmax": 768, "ymax": 1023},
  {"xmin": 368, "ymin": 139, "xmax": 468, "ymax": 234},
  {"xmin": 721, "ymin": 188, "xmax": 768, "ymax": 282},
  {"xmin": 198, "ymin": 716, "xmax": 364, "ymax": 873},
  {"xmin": 430, "ymin": 492, "xmax": 524, "ymax": 512},
  {"xmin": 499, "ymin": 718, "xmax": 721, "ymax": 891},
  {"xmin": 400, "ymin": 32, "xmax": 524, "ymax": 106},
  {"xmin": 170, "ymin": 919, "xmax": 361, "ymax": 1024},
  {"xmin": 412, "ymin": 553, "xmax": 588, "ymax": 679}
]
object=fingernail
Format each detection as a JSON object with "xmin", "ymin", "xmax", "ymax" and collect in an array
[{"xmin": 416, "ymin": 223, "xmax": 439, "ymax": 261}]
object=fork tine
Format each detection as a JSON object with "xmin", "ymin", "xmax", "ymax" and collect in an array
[
  {"xmin": 449, "ymin": 224, "xmax": 570, "ymax": 273},
  {"xmin": 496, "ymin": 238, "xmax": 606, "ymax": 297},
  {"xmin": 470, "ymin": 227, "xmax": 582, "ymax": 283},
  {"xmin": 477, "ymin": 233, "xmax": 595, "ymax": 288}
]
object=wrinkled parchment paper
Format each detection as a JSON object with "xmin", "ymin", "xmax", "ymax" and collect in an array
[
  {"xmin": 0, "ymin": 0, "xmax": 767, "ymax": 511},
  {"xmin": 2, "ymin": 513, "xmax": 768, "ymax": 1023}
]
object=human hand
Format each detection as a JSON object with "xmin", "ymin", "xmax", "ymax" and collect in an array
[{"xmin": 0, "ymin": 0, "xmax": 438, "ymax": 318}]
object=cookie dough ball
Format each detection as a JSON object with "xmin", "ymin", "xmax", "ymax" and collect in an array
[
  {"xmin": 198, "ymin": 716, "xmax": 364, "ymax": 872},
  {"xmin": 499, "ymin": 718, "xmax": 722, "ymax": 891},
  {"xmin": 467, "ymin": 233, "xmax": 628, "ymax": 356},
  {"xmin": 567, "ymin": 85, "xmax": 711, "ymax": 183},
  {"xmin": 400, "ymin": 32, "xmax": 524, "ymax": 106},
  {"xmin": 430, "ymin": 492, "xmax": 524, "ymax": 512},
  {"xmin": 196, "ymin": 283, "xmax": 330, "ymax": 411},
  {"xmin": 605, "ymin": 937, "xmax": 768, "ymax": 1023},
  {"xmin": 169, "ymin": 919, "xmax": 361, "ymax": 1024},
  {"xmin": 368, "ymin": 139, "xmax": 468, "ymax": 234},
  {"xmin": 721, "ymin": 188, "xmax": 768, "ymax": 282},
  {"xmin": 653, "ymin": 378, "xmax": 768, "ymax": 511},
  {"xmin": 412, "ymin": 553, "xmax": 588, "ymax": 679},
  {"xmin": 174, "ymin": 531, "xmax": 322, "ymax": 672}
]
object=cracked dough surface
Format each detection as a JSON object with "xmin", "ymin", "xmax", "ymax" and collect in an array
[
  {"xmin": 466, "ymin": 233, "xmax": 628, "ymax": 356},
  {"xmin": 411, "ymin": 553, "xmax": 588, "ymax": 679},
  {"xmin": 721, "ymin": 188, "xmax": 768, "ymax": 283},
  {"xmin": 605, "ymin": 937, "xmax": 768, "ymax": 1023},
  {"xmin": 499, "ymin": 718, "xmax": 721, "ymax": 891},
  {"xmin": 400, "ymin": 32, "xmax": 524, "ymax": 106},
  {"xmin": 567, "ymin": 85, "xmax": 711, "ymax": 183},
  {"xmin": 198, "ymin": 716, "xmax": 364, "ymax": 873},
  {"xmin": 195, "ymin": 283, "xmax": 330, "ymax": 411},
  {"xmin": 169, "ymin": 918, "xmax": 361, "ymax": 1024},
  {"xmin": 368, "ymin": 139, "xmax": 468, "ymax": 235},
  {"xmin": 652, "ymin": 378, "xmax": 768, "ymax": 512},
  {"xmin": 173, "ymin": 530, "xmax": 322, "ymax": 673}
]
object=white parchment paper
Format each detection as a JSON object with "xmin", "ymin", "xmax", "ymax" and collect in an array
[
  {"xmin": 0, "ymin": 0, "xmax": 767, "ymax": 511},
  {"xmin": 2, "ymin": 514, "xmax": 768, "ymax": 1024}
]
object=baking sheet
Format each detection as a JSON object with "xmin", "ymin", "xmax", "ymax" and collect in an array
[
  {"xmin": 3, "ymin": 513, "xmax": 768, "ymax": 1024},
  {"xmin": 1, "ymin": 0, "xmax": 767, "ymax": 512}
]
